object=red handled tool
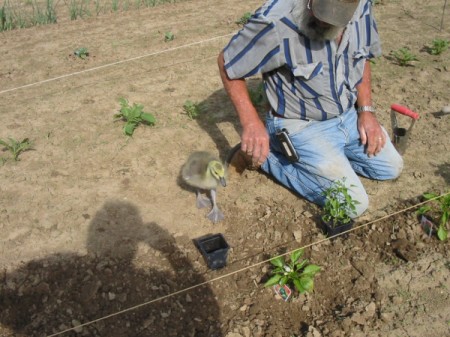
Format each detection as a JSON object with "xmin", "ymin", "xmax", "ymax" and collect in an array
[{"xmin": 390, "ymin": 104, "xmax": 420, "ymax": 155}]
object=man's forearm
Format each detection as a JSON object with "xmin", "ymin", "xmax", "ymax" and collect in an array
[{"xmin": 356, "ymin": 60, "xmax": 374, "ymax": 113}]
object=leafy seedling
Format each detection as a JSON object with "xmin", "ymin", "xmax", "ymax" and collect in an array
[
  {"xmin": 427, "ymin": 38, "xmax": 449, "ymax": 55},
  {"xmin": 417, "ymin": 192, "xmax": 449, "ymax": 241},
  {"xmin": 264, "ymin": 249, "xmax": 321, "ymax": 296},
  {"xmin": 183, "ymin": 100, "xmax": 204, "ymax": 120},
  {"xmin": 0, "ymin": 137, "xmax": 32, "ymax": 161},
  {"xmin": 390, "ymin": 47, "xmax": 418, "ymax": 66},
  {"xmin": 235, "ymin": 12, "xmax": 252, "ymax": 25},
  {"xmin": 322, "ymin": 179, "xmax": 359, "ymax": 228},
  {"xmin": 164, "ymin": 31, "xmax": 174, "ymax": 42},
  {"xmin": 114, "ymin": 98, "xmax": 156, "ymax": 136},
  {"xmin": 74, "ymin": 47, "xmax": 89, "ymax": 59}
]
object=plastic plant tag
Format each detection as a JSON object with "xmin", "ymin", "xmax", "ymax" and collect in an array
[
  {"xmin": 420, "ymin": 215, "xmax": 436, "ymax": 237},
  {"xmin": 273, "ymin": 284, "xmax": 292, "ymax": 302}
]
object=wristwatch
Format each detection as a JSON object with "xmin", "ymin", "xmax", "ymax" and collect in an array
[{"xmin": 357, "ymin": 105, "xmax": 376, "ymax": 114}]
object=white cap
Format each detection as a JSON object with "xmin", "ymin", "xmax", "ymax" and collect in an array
[{"xmin": 312, "ymin": 0, "xmax": 360, "ymax": 27}]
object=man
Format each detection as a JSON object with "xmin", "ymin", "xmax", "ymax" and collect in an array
[{"xmin": 218, "ymin": 0, "xmax": 403, "ymax": 217}]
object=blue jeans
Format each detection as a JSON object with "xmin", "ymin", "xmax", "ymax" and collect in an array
[{"xmin": 260, "ymin": 108, "xmax": 403, "ymax": 217}]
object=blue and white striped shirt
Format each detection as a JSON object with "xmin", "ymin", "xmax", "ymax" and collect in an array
[{"xmin": 223, "ymin": 0, "xmax": 381, "ymax": 121}]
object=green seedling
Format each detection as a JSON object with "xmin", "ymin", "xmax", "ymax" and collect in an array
[
  {"xmin": 0, "ymin": 137, "xmax": 32, "ymax": 161},
  {"xmin": 236, "ymin": 12, "xmax": 252, "ymax": 25},
  {"xmin": 322, "ymin": 179, "xmax": 359, "ymax": 228},
  {"xmin": 428, "ymin": 38, "xmax": 449, "ymax": 55},
  {"xmin": 74, "ymin": 47, "xmax": 89, "ymax": 59},
  {"xmin": 164, "ymin": 31, "xmax": 174, "ymax": 42},
  {"xmin": 114, "ymin": 98, "xmax": 156, "ymax": 136},
  {"xmin": 183, "ymin": 100, "xmax": 204, "ymax": 120},
  {"xmin": 390, "ymin": 47, "xmax": 418, "ymax": 66},
  {"xmin": 417, "ymin": 192, "xmax": 449, "ymax": 241},
  {"xmin": 264, "ymin": 249, "xmax": 321, "ymax": 295}
]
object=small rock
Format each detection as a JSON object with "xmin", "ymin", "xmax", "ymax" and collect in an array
[
  {"xmin": 72, "ymin": 320, "xmax": 83, "ymax": 333},
  {"xmin": 185, "ymin": 294, "xmax": 192, "ymax": 302},
  {"xmin": 108, "ymin": 292, "xmax": 116, "ymax": 300},
  {"xmin": 365, "ymin": 302, "xmax": 377, "ymax": 317},
  {"xmin": 293, "ymin": 230, "xmax": 302, "ymax": 242},
  {"xmin": 442, "ymin": 105, "xmax": 450, "ymax": 114}
]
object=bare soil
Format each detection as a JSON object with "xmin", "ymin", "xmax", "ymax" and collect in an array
[{"xmin": 1, "ymin": 0, "xmax": 449, "ymax": 336}]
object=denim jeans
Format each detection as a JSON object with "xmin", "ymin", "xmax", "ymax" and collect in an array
[{"xmin": 260, "ymin": 108, "xmax": 403, "ymax": 217}]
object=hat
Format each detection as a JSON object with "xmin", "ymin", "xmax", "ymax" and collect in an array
[{"xmin": 311, "ymin": 0, "xmax": 360, "ymax": 27}]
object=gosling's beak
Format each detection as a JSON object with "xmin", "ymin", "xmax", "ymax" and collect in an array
[{"xmin": 220, "ymin": 177, "xmax": 226, "ymax": 187}]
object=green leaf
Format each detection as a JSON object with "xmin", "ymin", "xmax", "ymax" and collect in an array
[
  {"xmin": 270, "ymin": 256, "xmax": 284, "ymax": 268},
  {"xmin": 302, "ymin": 264, "xmax": 321, "ymax": 276},
  {"xmin": 293, "ymin": 278, "xmax": 305, "ymax": 293},
  {"xmin": 124, "ymin": 123, "xmax": 136, "ymax": 136},
  {"xmin": 423, "ymin": 193, "xmax": 438, "ymax": 200},
  {"xmin": 298, "ymin": 276, "xmax": 314, "ymax": 293},
  {"xmin": 290, "ymin": 249, "xmax": 303, "ymax": 264},
  {"xmin": 437, "ymin": 225, "xmax": 448, "ymax": 241},
  {"xmin": 264, "ymin": 274, "xmax": 282, "ymax": 287},
  {"xmin": 141, "ymin": 113, "xmax": 156, "ymax": 125}
]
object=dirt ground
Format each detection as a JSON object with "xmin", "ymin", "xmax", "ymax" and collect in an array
[{"xmin": 1, "ymin": 0, "xmax": 449, "ymax": 336}]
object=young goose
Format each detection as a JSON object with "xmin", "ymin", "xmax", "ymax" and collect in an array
[{"xmin": 182, "ymin": 151, "xmax": 227, "ymax": 224}]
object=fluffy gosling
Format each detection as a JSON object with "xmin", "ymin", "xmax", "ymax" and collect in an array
[{"xmin": 182, "ymin": 151, "xmax": 227, "ymax": 224}]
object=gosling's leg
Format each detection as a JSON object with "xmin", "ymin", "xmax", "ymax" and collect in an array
[
  {"xmin": 207, "ymin": 189, "xmax": 224, "ymax": 223},
  {"xmin": 196, "ymin": 190, "xmax": 212, "ymax": 209}
]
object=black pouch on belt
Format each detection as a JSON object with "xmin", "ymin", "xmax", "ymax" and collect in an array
[{"xmin": 275, "ymin": 128, "xmax": 299, "ymax": 163}]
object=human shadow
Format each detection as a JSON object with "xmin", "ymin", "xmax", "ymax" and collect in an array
[
  {"xmin": 0, "ymin": 200, "xmax": 222, "ymax": 337},
  {"xmin": 195, "ymin": 77, "xmax": 268, "ymax": 162},
  {"xmin": 434, "ymin": 162, "xmax": 450, "ymax": 185}
]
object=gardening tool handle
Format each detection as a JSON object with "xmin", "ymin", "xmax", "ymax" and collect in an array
[{"xmin": 391, "ymin": 104, "xmax": 419, "ymax": 120}]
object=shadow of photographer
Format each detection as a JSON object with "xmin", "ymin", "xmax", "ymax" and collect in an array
[{"xmin": 0, "ymin": 199, "xmax": 222, "ymax": 337}]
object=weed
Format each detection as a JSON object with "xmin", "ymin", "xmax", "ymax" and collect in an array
[
  {"xmin": 74, "ymin": 47, "xmax": 89, "ymax": 59},
  {"xmin": 264, "ymin": 249, "xmax": 321, "ymax": 295},
  {"xmin": 428, "ymin": 38, "xmax": 449, "ymax": 55},
  {"xmin": 390, "ymin": 47, "xmax": 418, "ymax": 66},
  {"xmin": 322, "ymin": 179, "xmax": 359, "ymax": 227},
  {"xmin": 236, "ymin": 12, "xmax": 252, "ymax": 25},
  {"xmin": 183, "ymin": 100, "xmax": 204, "ymax": 120},
  {"xmin": 164, "ymin": 31, "xmax": 174, "ymax": 42},
  {"xmin": 0, "ymin": 137, "xmax": 33, "ymax": 161},
  {"xmin": 114, "ymin": 98, "xmax": 156, "ymax": 136},
  {"xmin": 417, "ymin": 192, "xmax": 449, "ymax": 241}
]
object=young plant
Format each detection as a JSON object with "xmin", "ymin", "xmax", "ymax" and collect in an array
[
  {"xmin": 322, "ymin": 179, "xmax": 359, "ymax": 227},
  {"xmin": 74, "ymin": 47, "xmax": 89, "ymax": 59},
  {"xmin": 417, "ymin": 192, "xmax": 449, "ymax": 241},
  {"xmin": 183, "ymin": 100, "xmax": 204, "ymax": 120},
  {"xmin": 0, "ymin": 137, "xmax": 32, "ymax": 161},
  {"xmin": 428, "ymin": 38, "xmax": 449, "ymax": 55},
  {"xmin": 264, "ymin": 249, "xmax": 321, "ymax": 295},
  {"xmin": 164, "ymin": 31, "xmax": 174, "ymax": 42},
  {"xmin": 114, "ymin": 98, "xmax": 156, "ymax": 136},
  {"xmin": 235, "ymin": 12, "xmax": 252, "ymax": 25},
  {"xmin": 390, "ymin": 47, "xmax": 418, "ymax": 66}
]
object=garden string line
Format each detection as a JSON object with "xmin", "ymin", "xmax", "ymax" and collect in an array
[
  {"xmin": 46, "ymin": 192, "xmax": 449, "ymax": 337},
  {"xmin": 0, "ymin": 32, "xmax": 234, "ymax": 96}
]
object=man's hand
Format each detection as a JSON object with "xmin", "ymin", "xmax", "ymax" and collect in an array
[
  {"xmin": 357, "ymin": 111, "xmax": 386, "ymax": 157},
  {"xmin": 241, "ymin": 119, "xmax": 270, "ymax": 167}
]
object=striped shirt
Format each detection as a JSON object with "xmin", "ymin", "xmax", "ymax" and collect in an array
[{"xmin": 223, "ymin": 0, "xmax": 381, "ymax": 121}]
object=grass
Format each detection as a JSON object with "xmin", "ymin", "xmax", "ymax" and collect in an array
[{"xmin": 0, "ymin": 0, "xmax": 183, "ymax": 31}]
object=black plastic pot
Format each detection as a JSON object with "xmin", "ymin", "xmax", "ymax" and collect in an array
[
  {"xmin": 194, "ymin": 233, "xmax": 230, "ymax": 270},
  {"xmin": 322, "ymin": 218, "xmax": 354, "ymax": 238}
]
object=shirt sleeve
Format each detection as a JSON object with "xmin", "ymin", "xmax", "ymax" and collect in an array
[{"xmin": 223, "ymin": 15, "xmax": 284, "ymax": 79}]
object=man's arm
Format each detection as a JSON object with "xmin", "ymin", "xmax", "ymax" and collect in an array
[
  {"xmin": 218, "ymin": 51, "xmax": 269, "ymax": 166},
  {"xmin": 356, "ymin": 60, "xmax": 386, "ymax": 157}
]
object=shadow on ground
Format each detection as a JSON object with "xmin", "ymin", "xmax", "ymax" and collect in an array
[{"xmin": 0, "ymin": 200, "xmax": 222, "ymax": 337}]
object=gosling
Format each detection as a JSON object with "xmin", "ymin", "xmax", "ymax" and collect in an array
[{"xmin": 182, "ymin": 151, "xmax": 227, "ymax": 224}]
